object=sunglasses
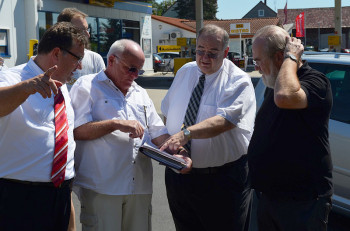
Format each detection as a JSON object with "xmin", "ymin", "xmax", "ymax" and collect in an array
[
  {"xmin": 60, "ymin": 47, "xmax": 83, "ymax": 64},
  {"xmin": 195, "ymin": 50, "xmax": 220, "ymax": 59},
  {"xmin": 113, "ymin": 55, "xmax": 139, "ymax": 73}
]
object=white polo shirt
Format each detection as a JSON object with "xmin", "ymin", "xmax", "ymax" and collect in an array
[
  {"xmin": 0, "ymin": 58, "xmax": 75, "ymax": 182},
  {"xmin": 70, "ymin": 71, "xmax": 168, "ymax": 195},
  {"xmin": 161, "ymin": 59, "xmax": 256, "ymax": 168}
]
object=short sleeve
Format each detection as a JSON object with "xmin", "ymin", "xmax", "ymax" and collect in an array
[
  {"xmin": 217, "ymin": 75, "xmax": 256, "ymax": 132},
  {"xmin": 70, "ymin": 77, "xmax": 94, "ymax": 128}
]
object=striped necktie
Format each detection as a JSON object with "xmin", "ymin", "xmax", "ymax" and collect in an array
[
  {"xmin": 51, "ymin": 89, "xmax": 69, "ymax": 187},
  {"xmin": 183, "ymin": 74, "xmax": 206, "ymax": 154}
]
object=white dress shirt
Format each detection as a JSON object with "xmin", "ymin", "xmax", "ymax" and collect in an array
[
  {"xmin": 74, "ymin": 49, "xmax": 105, "ymax": 78},
  {"xmin": 161, "ymin": 59, "xmax": 256, "ymax": 168},
  {"xmin": 70, "ymin": 71, "xmax": 168, "ymax": 195},
  {"xmin": 0, "ymin": 58, "xmax": 75, "ymax": 181}
]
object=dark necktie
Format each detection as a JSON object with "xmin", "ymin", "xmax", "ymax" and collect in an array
[
  {"xmin": 183, "ymin": 74, "xmax": 206, "ymax": 154},
  {"xmin": 51, "ymin": 89, "xmax": 69, "ymax": 187}
]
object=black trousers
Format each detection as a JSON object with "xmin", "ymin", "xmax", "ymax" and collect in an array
[
  {"xmin": 165, "ymin": 156, "xmax": 252, "ymax": 231},
  {"xmin": 257, "ymin": 192, "xmax": 332, "ymax": 231},
  {"xmin": 0, "ymin": 178, "xmax": 72, "ymax": 231}
]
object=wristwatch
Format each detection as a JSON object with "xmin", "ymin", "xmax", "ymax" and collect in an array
[
  {"xmin": 183, "ymin": 128, "xmax": 192, "ymax": 140},
  {"xmin": 284, "ymin": 53, "xmax": 298, "ymax": 63}
]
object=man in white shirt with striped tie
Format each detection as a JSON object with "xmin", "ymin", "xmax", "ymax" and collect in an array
[
  {"xmin": 0, "ymin": 22, "xmax": 87, "ymax": 231},
  {"xmin": 160, "ymin": 24, "xmax": 256, "ymax": 231}
]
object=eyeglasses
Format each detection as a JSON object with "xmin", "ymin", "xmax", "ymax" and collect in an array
[
  {"xmin": 195, "ymin": 50, "xmax": 221, "ymax": 59},
  {"xmin": 60, "ymin": 47, "xmax": 83, "ymax": 64},
  {"xmin": 113, "ymin": 55, "xmax": 140, "ymax": 74}
]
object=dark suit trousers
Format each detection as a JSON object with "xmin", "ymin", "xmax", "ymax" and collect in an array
[
  {"xmin": 165, "ymin": 156, "xmax": 252, "ymax": 231},
  {"xmin": 257, "ymin": 192, "xmax": 332, "ymax": 231},
  {"xmin": 0, "ymin": 179, "xmax": 72, "ymax": 231}
]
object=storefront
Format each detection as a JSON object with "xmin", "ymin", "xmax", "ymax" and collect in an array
[{"xmin": 0, "ymin": 0, "xmax": 153, "ymax": 70}]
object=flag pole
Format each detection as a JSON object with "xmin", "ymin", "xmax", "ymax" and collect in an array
[{"xmin": 304, "ymin": 12, "xmax": 307, "ymax": 46}]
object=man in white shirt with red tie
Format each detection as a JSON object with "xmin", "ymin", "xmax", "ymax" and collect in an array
[{"xmin": 0, "ymin": 22, "xmax": 87, "ymax": 231}]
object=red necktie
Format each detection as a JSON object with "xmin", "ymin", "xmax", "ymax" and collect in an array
[{"xmin": 51, "ymin": 89, "xmax": 69, "ymax": 187}]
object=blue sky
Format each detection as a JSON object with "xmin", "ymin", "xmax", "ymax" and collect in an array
[{"xmin": 217, "ymin": 0, "xmax": 350, "ymax": 19}]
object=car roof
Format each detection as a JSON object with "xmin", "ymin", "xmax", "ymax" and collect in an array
[{"xmin": 303, "ymin": 52, "xmax": 350, "ymax": 65}]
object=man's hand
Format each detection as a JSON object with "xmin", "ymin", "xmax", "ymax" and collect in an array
[
  {"xmin": 116, "ymin": 120, "xmax": 144, "ymax": 139},
  {"xmin": 284, "ymin": 37, "xmax": 304, "ymax": 61},
  {"xmin": 174, "ymin": 148, "xmax": 192, "ymax": 174},
  {"xmin": 159, "ymin": 131, "xmax": 188, "ymax": 153},
  {"xmin": 24, "ymin": 65, "xmax": 61, "ymax": 98}
]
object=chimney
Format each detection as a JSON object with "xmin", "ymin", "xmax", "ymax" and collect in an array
[{"xmin": 264, "ymin": 0, "xmax": 267, "ymax": 4}]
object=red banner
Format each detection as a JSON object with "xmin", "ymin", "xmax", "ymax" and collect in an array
[
  {"xmin": 283, "ymin": 2, "xmax": 288, "ymax": 24},
  {"xmin": 295, "ymin": 12, "xmax": 305, "ymax": 37}
]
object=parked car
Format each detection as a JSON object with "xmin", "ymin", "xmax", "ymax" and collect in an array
[
  {"xmin": 341, "ymin": 48, "xmax": 350, "ymax": 53},
  {"xmin": 157, "ymin": 52, "xmax": 180, "ymax": 72},
  {"xmin": 254, "ymin": 52, "xmax": 350, "ymax": 216},
  {"xmin": 153, "ymin": 53, "xmax": 165, "ymax": 72}
]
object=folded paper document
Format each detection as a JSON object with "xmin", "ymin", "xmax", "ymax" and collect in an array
[{"xmin": 139, "ymin": 144, "xmax": 187, "ymax": 170}]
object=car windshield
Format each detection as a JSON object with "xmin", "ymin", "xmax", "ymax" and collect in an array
[{"xmin": 308, "ymin": 62, "xmax": 350, "ymax": 124}]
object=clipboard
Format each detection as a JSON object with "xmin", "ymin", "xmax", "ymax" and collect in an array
[{"xmin": 139, "ymin": 144, "xmax": 187, "ymax": 170}]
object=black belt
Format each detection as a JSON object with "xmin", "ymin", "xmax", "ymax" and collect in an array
[
  {"xmin": 0, "ymin": 178, "xmax": 73, "ymax": 188},
  {"xmin": 190, "ymin": 155, "xmax": 247, "ymax": 175}
]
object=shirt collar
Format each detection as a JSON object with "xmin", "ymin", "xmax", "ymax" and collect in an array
[
  {"xmin": 197, "ymin": 60, "xmax": 224, "ymax": 80},
  {"xmin": 24, "ymin": 57, "xmax": 45, "ymax": 80},
  {"xmin": 98, "ymin": 70, "xmax": 139, "ymax": 94}
]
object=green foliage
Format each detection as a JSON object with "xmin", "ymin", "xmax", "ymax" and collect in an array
[{"xmin": 148, "ymin": 0, "xmax": 176, "ymax": 16}]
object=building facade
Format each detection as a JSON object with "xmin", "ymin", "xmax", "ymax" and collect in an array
[{"xmin": 0, "ymin": 0, "xmax": 153, "ymax": 70}]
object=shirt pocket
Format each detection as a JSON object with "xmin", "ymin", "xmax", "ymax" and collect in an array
[
  {"xmin": 134, "ymin": 104, "xmax": 150, "ymax": 129},
  {"xmin": 92, "ymin": 98, "xmax": 126, "ymax": 121}
]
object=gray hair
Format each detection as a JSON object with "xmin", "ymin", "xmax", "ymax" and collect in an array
[
  {"xmin": 197, "ymin": 24, "xmax": 229, "ymax": 50},
  {"xmin": 253, "ymin": 25, "xmax": 289, "ymax": 58},
  {"xmin": 107, "ymin": 39, "xmax": 141, "ymax": 60}
]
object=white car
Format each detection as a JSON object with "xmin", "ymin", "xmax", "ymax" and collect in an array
[
  {"xmin": 254, "ymin": 52, "xmax": 350, "ymax": 216},
  {"xmin": 157, "ymin": 52, "xmax": 180, "ymax": 72}
]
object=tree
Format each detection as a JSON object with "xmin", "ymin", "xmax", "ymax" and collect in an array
[
  {"xmin": 148, "ymin": 0, "xmax": 176, "ymax": 16},
  {"xmin": 174, "ymin": 0, "xmax": 217, "ymax": 20}
]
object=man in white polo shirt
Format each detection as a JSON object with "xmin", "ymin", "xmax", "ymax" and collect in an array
[{"xmin": 0, "ymin": 22, "xmax": 87, "ymax": 231}]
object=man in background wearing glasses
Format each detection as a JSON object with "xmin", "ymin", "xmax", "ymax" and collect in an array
[
  {"xmin": 58, "ymin": 8, "xmax": 105, "ymax": 86},
  {"xmin": 160, "ymin": 24, "xmax": 256, "ymax": 231},
  {"xmin": 69, "ymin": 39, "xmax": 191, "ymax": 231},
  {"xmin": 0, "ymin": 22, "xmax": 87, "ymax": 231}
]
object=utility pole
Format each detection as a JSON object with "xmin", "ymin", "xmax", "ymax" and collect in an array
[
  {"xmin": 195, "ymin": 0, "xmax": 203, "ymax": 36},
  {"xmin": 334, "ymin": 0, "xmax": 342, "ymax": 52}
]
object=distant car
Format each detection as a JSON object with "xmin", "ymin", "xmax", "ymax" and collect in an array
[
  {"xmin": 341, "ymin": 48, "xmax": 350, "ymax": 53},
  {"xmin": 157, "ymin": 52, "xmax": 180, "ymax": 71},
  {"xmin": 319, "ymin": 48, "xmax": 330, "ymax": 52},
  {"xmin": 227, "ymin": 51, "xmax": 241, "ymax": 61},
  {"xmin": 153, "ymin": 53, "xmax": 165, "ymax": 72},
  {"xmin": 254, "ymin": 52, "xmax": 350, "ymax": 217}
]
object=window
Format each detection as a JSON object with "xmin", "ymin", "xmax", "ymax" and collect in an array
[
  {"xmin": 0, "ymin": 29, "xmax": 9, "ymax": 56},
  {"xmin": 309, "ymin": 62, "xmax": 350, "ymax": 124},
  {"xmin": 38, "ymin": 11, "xmax": 141, "ymax": 63},
  {"xmin": 258, "ymin": 10, "xmax": 264, "ymax": 17}
]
